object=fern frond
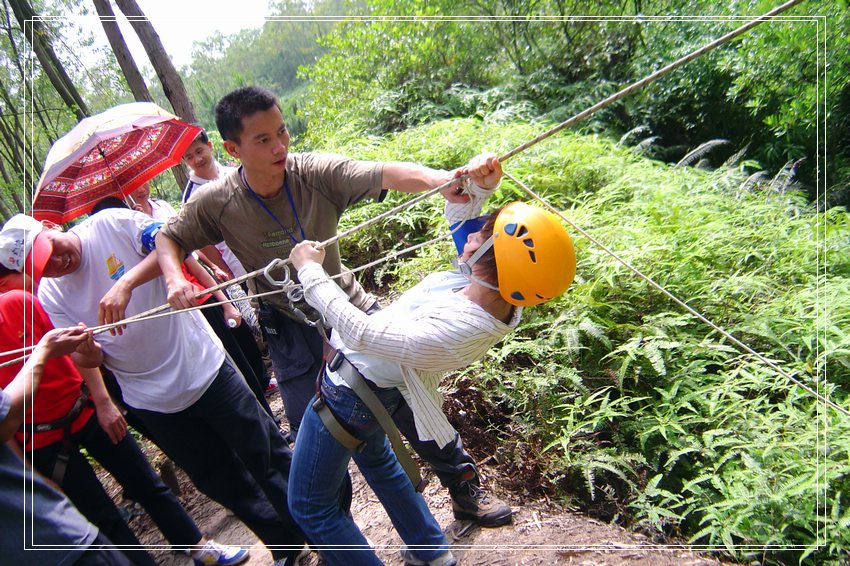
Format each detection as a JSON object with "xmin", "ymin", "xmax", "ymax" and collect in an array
[
  {"xmin": 579, "ymin": 317, "xmax": 611, "ymax": 348},
  {"xmin": 738, "ymin": 170, "xmax": 768, "ymax": 193},
  {"xmin": 632, "ymin": 135, "xmax": 661, "ymax": 154},
  {"xmin": 617, "ymin": 125, "xmax": 651, "ymax": 146},
  {"xmin": 723, "ymin": 144, "xmax": 750, "ymax": 167},
  {"xmin": 768, "ymin": 159, "xmax": 804, "ymax": 194},
  {"xmin": 676, "ymin": 139, "xmax": 730, "ymax": 167},
  {"xmin": 776, "ymin": 158, "xmax": 806, "ymax": 194}
]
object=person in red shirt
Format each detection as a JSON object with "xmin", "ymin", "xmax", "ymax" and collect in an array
[{"xmin": 0, "ymin": 214, "xmax": 249, "ymax": 566}]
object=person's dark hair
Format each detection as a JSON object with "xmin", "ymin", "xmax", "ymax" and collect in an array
[
  {"xmin": 192, "ymin": 127, "xmax": 209, "ymax": 145},
  {"xmin": 0, "ymin": 263, "xmax": 15, "ymax": 277},
  {"xmin": 472, "ymin": 205, "xmax": 504, "ymax": 287},
  {"xmin": 91, "ymin": 196, "xmax": 129, "ymax": 215},
  {"xmin": 215, "ymin": 87, "xmax": 281, "ymax": 143}
]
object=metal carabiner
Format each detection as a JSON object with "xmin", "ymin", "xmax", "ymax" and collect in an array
[
  {"xmin": 287, "ymin": 285, "xmax": 304, "ymax": 303},
  {"xmin": 263, "ymin": 259, "xmax": 291, "ymax": 288}
]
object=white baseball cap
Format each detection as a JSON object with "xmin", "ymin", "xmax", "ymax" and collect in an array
[{"xmin": 0, "ymin": 214, "xmax": 53, "ymax": 285}]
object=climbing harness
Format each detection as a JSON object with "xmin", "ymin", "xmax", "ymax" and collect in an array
[
  {"xmin": 19, "ymin": 385, "xmax": 94, "ymax": 484},
  {"xmin": 313, "ymin": 349, "xmax": 427, "ymax": 492}
]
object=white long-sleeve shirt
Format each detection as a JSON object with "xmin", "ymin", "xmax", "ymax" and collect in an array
[{"xmin": 297, "ymin": 182, "xmax": 519, "ymax": 447}]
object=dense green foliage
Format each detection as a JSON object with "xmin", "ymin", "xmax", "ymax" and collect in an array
[
  {"xmin": 301, "ymin": 0, "xmax": 847, "ymax": 206},
  {"xmin": 7, "ymin": 1, "xmax": 849, "ymax": 561},
  {"xmin": 183, "ymin": 0, "xmax": 346, "ymax": 136},
  {"xmin": 329, "ymin": 117, "xmax": 849, "ymax": 564}
]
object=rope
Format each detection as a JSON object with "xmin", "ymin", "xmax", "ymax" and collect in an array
[
  {"xmin": 308, "ymin": 0, "xmax": 805, "ymax": 255},
  {"xmin": 497, "ymin": 0, "xmax": 806, "ymax": 164},
  {"xmin": 503, "ymin": 170, "xmax": 849, "ymax": 418},
  {"xmin": 0, "ymin": 287, "xmax": 293, "ymax": 370},
  {"xmin": 0, "ymin": 0, "xmax": 807, "ymax": 368},
  {"xmin": 0, "ymin": 228, "xmax": 459, "ymax": 368}
]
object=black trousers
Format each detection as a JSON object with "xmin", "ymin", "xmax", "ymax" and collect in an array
[
  {"xmin": 31, "ymin": 416, "xmax": 202, "ymax": 566},
  {"xmin": 129, "ymin": 362, "xmax": 305, "ymax": 563},
  {"xmin": 201, "ymin": 297, "xmax": 276, "ymax": 420}
]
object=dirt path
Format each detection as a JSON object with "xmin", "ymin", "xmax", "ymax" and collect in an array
[{"xmin": 102, "ymin": 391, "xmax": 729, "ymax": 566}]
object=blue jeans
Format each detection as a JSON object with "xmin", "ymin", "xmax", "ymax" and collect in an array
[{"xmin": 289, "ymin": 372, "xmax": 449, "ymax": 566}]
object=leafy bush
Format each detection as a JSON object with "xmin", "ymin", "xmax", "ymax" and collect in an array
[{"xmin": 327, "ymin": 117, "xmax": 850, "ymax": 563}]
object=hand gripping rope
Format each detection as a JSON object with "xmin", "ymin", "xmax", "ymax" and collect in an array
[{"xmin": 8, "ymin": 0, "xmax": 841, "ymax": 421}]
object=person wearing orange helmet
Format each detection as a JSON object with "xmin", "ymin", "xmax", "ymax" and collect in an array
[{"xmin": 286, "ymin": 154, "xmax": 576, "ymax": 566}]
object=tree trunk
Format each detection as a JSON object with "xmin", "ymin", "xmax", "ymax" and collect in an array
[
  {"xmin": 8, "ymin": 0, "xmax": 89, "ymax": 120},
  {"xmin": 92, "ymin": 0, "xmax": 152, "ymax": 102},
  {"xmin": 113, "ymin": 0, "xmax": 193, "ymax": 189},
  {"xmin": 113, "ymin": 0, "xmax": 196, "ymax": 123},
  {"xmin": 2, "ymin": 5, "xmax": 51, "ymax": 134}
]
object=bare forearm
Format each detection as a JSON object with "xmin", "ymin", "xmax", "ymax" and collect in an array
[
  {"xmin": 122, "ymin": 251, "xmax": 162, "ymax": 290},
  {"xmin": 155, "ymin": 231, "xmax": 188, "ymax": 285},
  {"xmin": 198, "ymin": 245, "xmax": 231, "ymax": 277},
  {"xmin": 78, "ymin": 366, "xmax": 110, "ymax": 406},
  {"xmin": 0, "ymin": 347, "xmax": 48, "ymax": 441},
  {"xmin": 381, "ymin": 162, "xmax": 455, "ymax": 193},
  {"xmin": 70, "ymin": 346, "xmax": 103, "ymax": 368},
  {"xmin": 185, "ymin": 257, "xmax": 226, "ymax": 301}
]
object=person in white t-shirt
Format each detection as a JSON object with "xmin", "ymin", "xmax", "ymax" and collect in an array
[
  {"xmin": 128, "ymin": 182, "xmax": 176, "ymax": 221},
  {"xmin": 181, "ymin": 129, "xmax": 247, "ymax": 280},
  {"xmin": 36, "ymin": 209, "xmax": 308, "ymax": 566}
]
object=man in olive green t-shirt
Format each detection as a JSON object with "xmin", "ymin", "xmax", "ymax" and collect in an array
[{"xmin": 156, "ymin": 86, "xmax": 513, "ymax": 528}]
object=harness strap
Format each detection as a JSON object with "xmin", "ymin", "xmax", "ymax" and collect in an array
[
  {"xmin": 51, "ymin": 431, "xmax": 74, "ymax": 486},
  {"xmin": 21, "ymin": 391, "xmax": 89, "ymax": 434},
  {"xmin": 311, "ymin": 395, "xmax": 363, "ymax": 452},
  {"xmin": 328, "ymin": 350, "xmax": 427, "ymax": 493},
  {"xmin": 19, "ymin": 387, "xmax": 91, "ymax": 486}
]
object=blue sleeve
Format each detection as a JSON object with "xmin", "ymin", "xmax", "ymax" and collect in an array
[
  {"xmin": 141, "ymin": 221, "xmax": 164, "ymax": 253},
  {"xmin": 450, "ymin": 216, "xmax": 487, "ymax": 255}
]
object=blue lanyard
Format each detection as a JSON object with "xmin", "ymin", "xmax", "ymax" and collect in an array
[{"xmin": 240, "ymin": 167, "xmax": 306, "ymax": 246}]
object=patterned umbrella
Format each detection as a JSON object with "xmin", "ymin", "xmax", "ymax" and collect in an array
[{"xmin": 33, "ymin": 102, "xmax": 201, "ymax": 223}]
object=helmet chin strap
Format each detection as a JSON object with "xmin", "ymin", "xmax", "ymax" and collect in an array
[{"xmin": 452, "ymin": 236, "xmax": 499, "ymax": 291}]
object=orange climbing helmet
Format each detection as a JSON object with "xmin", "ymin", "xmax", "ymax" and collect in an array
[
  {"xmin": 492, "ymin": 202, "xmax": 576, "ymax": 306},
  {"xmin": 457, "ymin": 202, "xmax": 576, "ymax": 307}
]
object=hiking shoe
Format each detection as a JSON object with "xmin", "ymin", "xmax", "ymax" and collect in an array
[
  {"xmin": 192, "ymin": 539, "xmax": 249, "ymax": 566},
  {"xmin": 399, "ymin": 547, "xmax": 457, "ymax": 566},
  {"xmin": 272, "ymin": 545, "xmax": 311, "ymax": 566},
  {"xmin": 450, "ymin": 480, "xmax": 513, "ymax": 527}
]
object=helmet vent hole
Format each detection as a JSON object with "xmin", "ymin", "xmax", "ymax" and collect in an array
[
  {"xmin": 528, "ymin": 250, "xmax": 537, "ymax": 263},
  {"xmin": 523, "ymin": 238, "xmax": 534, "ymax": 248},
  {"xmin": 511, "ymin": 291, "xmax": 525, "ymax": 301},
  {"xmin": 504, "ymin": 223, "xmax": 517, "ymax": 236},
  {"xmin": 516, "ymin": 225, "xmax": 529, "ymax": 237}
]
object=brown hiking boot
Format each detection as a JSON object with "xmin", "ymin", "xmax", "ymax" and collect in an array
[{"xmin": 449, "ymin": 480, "xmax": 513, "ymax": 527}]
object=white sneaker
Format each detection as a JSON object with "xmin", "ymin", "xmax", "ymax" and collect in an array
[{"xmin": 192, "ymin": 539, "xmax": 249, "ymax": 565}]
